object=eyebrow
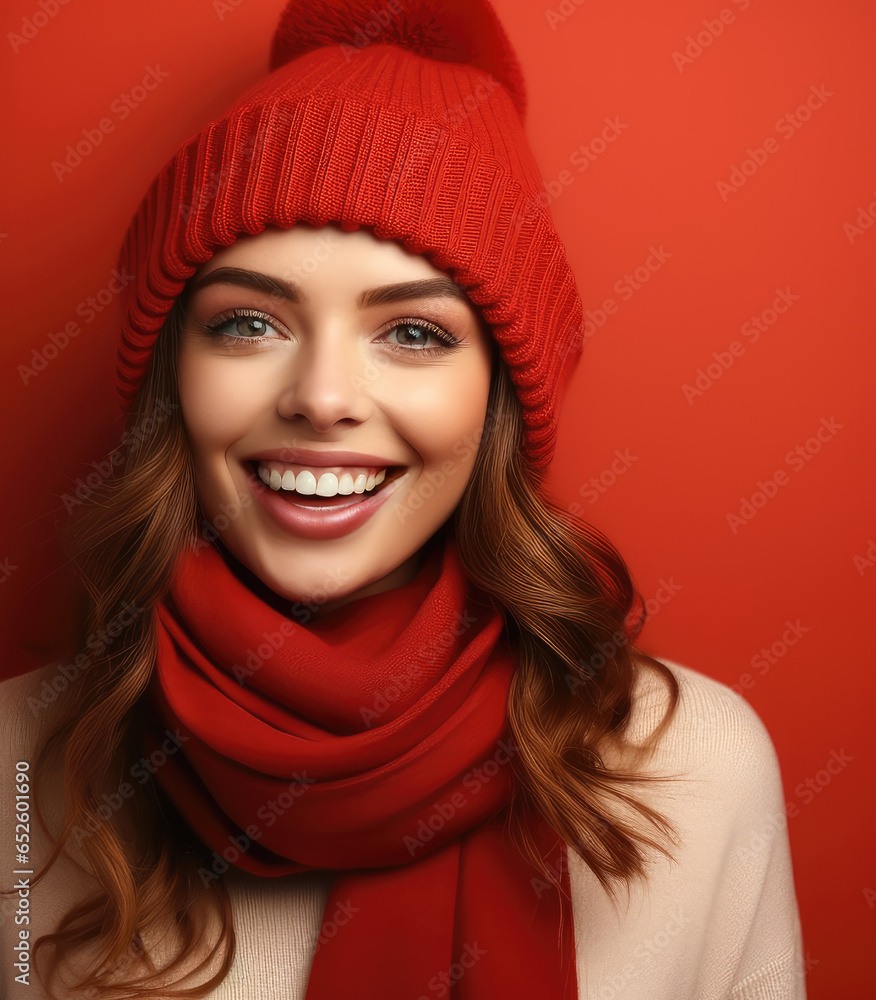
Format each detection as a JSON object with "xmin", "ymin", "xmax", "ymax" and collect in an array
[{"xmin": 188, "ymin": 267, "xmax": 471, "ymax": 309}]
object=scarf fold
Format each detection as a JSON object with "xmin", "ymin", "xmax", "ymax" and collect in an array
[{"xmin": 144, "ymin": 531, "xmax": 578, "ymax": 999}]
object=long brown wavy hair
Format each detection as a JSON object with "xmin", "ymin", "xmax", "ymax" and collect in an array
[{"xmin": 28, "ymin": 291, "xmax": 679, "ymax": 997}]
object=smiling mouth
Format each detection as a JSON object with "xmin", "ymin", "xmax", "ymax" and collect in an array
[{"xmin": 246, "ymin": 461, "xmax": 405, "ymax": 507}]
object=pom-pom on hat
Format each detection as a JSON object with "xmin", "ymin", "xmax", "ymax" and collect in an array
[{"xmin": 117, "ymin": 0, "xmax": 585, "ymax": 474}]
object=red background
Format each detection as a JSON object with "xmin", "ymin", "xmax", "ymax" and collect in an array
[{"xmin": 1, "ymin": 0, "xmax": 873, "ymax": 996}]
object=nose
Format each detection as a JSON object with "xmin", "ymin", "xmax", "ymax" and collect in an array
[{"xmin": 275, "ymin": 325, "xmax": 373, "ymax": 432}]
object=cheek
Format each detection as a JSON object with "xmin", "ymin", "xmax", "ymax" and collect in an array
[
  {"xmin": 399, "ymin": 369, "xmax": 490, "ymax": 480},
  {"xmin": 178, "ymin": 354, "xmax": 254, "ymax": 463}
]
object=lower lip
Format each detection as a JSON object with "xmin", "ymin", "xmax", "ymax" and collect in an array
[{"xmin": 244, "ymin": 464, "xmax": 404, "ymax": 540}]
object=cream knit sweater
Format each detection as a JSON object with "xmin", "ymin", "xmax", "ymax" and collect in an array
[{"xmin": 0, "ymin": 658, "xmax": 805, "ymax": 999}]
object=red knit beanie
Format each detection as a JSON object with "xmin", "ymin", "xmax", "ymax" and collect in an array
[{"xmin": 117, "ymin": 0, "xmax": 585, "ymax": 474}]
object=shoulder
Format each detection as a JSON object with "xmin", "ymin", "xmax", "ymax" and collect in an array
[
  {"xmin": 0, "ymin": 665, "xmax": 87, "ymax": 999},
  {"xmin": 570, "ymin": 658, "xmax": 806, "ymax": 998},
  {"xmin": 602, "ymin": 653, "xmax": 795, "ymax": 865},
  {"xmin": 0, "ymin": 663, "xmax": 73, "ymax": 842},
  {"xmin": 0, "ymin": 664, "xmax": 59, "ymax": 764},
  {"xmin": 0, "ymin": 665, "xmax": 225, "ymax": 998},
  {"xmin": 625, "ymin": 655, "xmax": 784, "ymax": 796},
  {"xmin": 0, "ymin": 662, "xmax": 87, "ymax": 873},
  {"xmin": 0, "ymin": 658, "xmax": 81, "ymax": 745}
]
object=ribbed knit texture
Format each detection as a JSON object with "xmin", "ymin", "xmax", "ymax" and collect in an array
[
  {"xmin": 145, "ymin": 531, "xmax": 579, "ymax": 999},
  {"xmin": 0, "ymin": 659, "xmax": 807, "ymax": 998},
  {"xmin": 116, "ymin": 0, "xmax": 585, "ymax": 474}
]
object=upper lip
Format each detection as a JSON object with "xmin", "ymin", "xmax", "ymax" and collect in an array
[{"xmin": 246, "ymin": 448, "xmax": 403, "ymax": 467}]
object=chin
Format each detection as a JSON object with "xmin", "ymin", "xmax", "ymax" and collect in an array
[{"xmin": 250, "ymin": 554, "xmax": 354, "ymax": 609}]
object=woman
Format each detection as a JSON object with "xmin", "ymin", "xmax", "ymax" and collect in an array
[{"xmin": 0, "ymin": 0, "xmax": 804, "ymax": 996}]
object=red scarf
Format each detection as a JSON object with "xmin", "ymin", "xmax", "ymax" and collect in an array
[{"xmin": 145, "ymin": 530, "xmax": 578, "ymax": 998}]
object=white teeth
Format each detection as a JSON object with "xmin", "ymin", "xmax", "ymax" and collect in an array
[
  {"xmin": 255, "ymin": 463, "xmax": 391, "ymax": 498},
  {"xmin": 296, "ymin": 471, "xmax": 317, "ymax": 495},
  {"xmin": 315, "ymin": 473, "xmax": 339, "ymax": 497}
]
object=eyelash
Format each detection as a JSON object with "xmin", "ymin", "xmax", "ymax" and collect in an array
[{"xmin": 202, "ymin": 309, "xmax": 463, "ymax": 358}]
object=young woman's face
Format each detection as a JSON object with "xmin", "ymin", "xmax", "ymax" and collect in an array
[{"xmin": 177, "ymin": 223, "xmax": 494, "ymax": 614}]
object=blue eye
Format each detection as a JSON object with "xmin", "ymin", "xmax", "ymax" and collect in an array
[
  {"xmin": 382, "ymin": 319, "xmax": 462, "ymax": 357},
  {"xmin": 205, "ymin": 310, "xmax": 280, "ymax": 340},
  {"xmin": 200, "ymin": 310, "xmax": 464, "ymax": 357}
]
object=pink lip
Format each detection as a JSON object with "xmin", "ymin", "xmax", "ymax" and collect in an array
[
  {"xmin": 246, "ymin": 447, "xmax": 402, "ymax": 468},
  {"xmin": 244, "ymin": 462, "xmax": 404, "ymax": 540}
]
